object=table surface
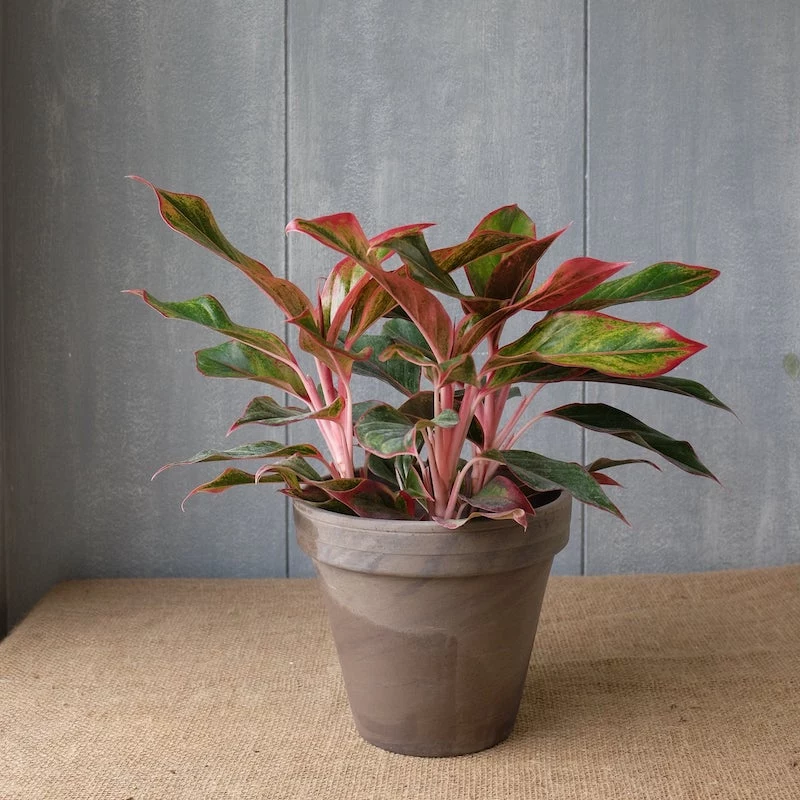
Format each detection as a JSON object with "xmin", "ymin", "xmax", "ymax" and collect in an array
[{"xmin": 1, "ymin": 566, "xmax": 799, "ymax": 800}]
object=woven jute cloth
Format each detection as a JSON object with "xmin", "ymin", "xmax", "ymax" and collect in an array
[{"xmin": 1, "ymin": 567, "xmax": 798, "ymax": 799}]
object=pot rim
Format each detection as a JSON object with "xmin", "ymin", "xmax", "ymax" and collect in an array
[{"xmin": 292, "ymin": 489, "xmax": 569, "ymax": 535}]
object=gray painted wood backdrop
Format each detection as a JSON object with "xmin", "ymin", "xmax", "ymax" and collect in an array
[{"xmin": 2, "ymin": 0, "xmax": 798, "ymax": 629}]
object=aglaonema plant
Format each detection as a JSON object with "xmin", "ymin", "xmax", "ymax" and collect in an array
[{"xmin": 129, "ymin": 177, "xmax": 727, "ymax": 527}]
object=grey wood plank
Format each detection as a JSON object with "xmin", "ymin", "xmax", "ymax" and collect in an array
[
  {"xmin": 2, "ymin": 0, "xmax": 287, "ymax": 626},
  {"xmin": 585, "ymin": 0, "xmax": 800, "ymax": 572},
  {"xmin": 287, "ymin": 0, "xmax": 586, "ymax": 575}
]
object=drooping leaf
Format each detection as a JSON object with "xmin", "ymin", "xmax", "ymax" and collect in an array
[
  {"xmin": 488, "ymin": 311, "xmax": 705, "ymax": 379},
  {"xmin": 155, "ymin": 440, "xmax": 325, "ymax": 479},
  {"xmin": 545, "ymin": 403, "xmax": 716, "ymax": 478},
  {"xmin": 467, "ymin": 475, "xmax": 535, "ymax": 519},
  {"xmin": 433, "ymin": 507, "xmax": 531, "ymax": 529},
  {"xmin": 195, "ymin": 340, "xmax": 310, "ymax": 400},
  {"xmin": 310, "ymin": 478, "xmax": 414, "ymax": 519},
  {"xmin": 228, "ymin": 395, "xmax": 344, "ymax": 433},
  {"xmin": 586, "ymin": 457, "xmax": 662, "ymax": 473},
  {"xmin": 181, "ymin": 468, "xmax": 260, "ymax": 509},
  {"xmin": 562, "ymin": 262, "xmax": 720, "ymax": 311},
  {"xmin": 130, "ymin": 178, "xmax": 316, "ymax": 330},
  {"xmin": 519, "ymin": 257, "xmax": 629, "ymax": 310},
  {"xmin": 350, "ymin": 333, "xmax": 421, "ymax": 396},
  {"xmin": 487, "ymin": 362, "xmax": 730, "ymax": 411},
  {"xmin": 482, "ymin": 449, "xmax": 625, "ymax": 520},
  {"xmin": 286, "ymin": 212, "xmax": 371, "ymax": 262},
  {"xmin": 127, "ymin": 290, "xmax": 299, "ymax": 363},
  {"xmin": 255, "ymin": 454, "xmax": 324, "ymax": 487}
]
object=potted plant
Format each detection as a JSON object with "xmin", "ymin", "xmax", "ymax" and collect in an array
[{"xmin": 129, "ymin": 177, "xmax": 726, "ymax": 757}]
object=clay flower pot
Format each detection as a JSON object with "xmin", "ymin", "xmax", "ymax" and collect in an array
[{"xmin": 294, "ymin": 491, "xmax": 571, "ymax": 757}]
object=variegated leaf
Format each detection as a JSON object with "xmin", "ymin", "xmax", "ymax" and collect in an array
[
  {"xmin": 487, "ymin": 311, "xmax": 705, "ymax": 379},
  {"xmin": 562, "ymin": 262, "xmax": 721, "ymax": 311},
  {"xmin": 544, "ymin": 403, "xmax": 716, "ymax": 479},
  {"xmin": 131, "ymin": 178, "xmax": 316, "ymax": 330}
]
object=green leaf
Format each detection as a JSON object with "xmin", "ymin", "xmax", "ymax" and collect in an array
[
  {"xmin": 195, "ymin": 340, "xmax": 310, "ymax": 399},
  {"xmin": 399, "ymin": 391, "xmax": 484, "ymax": 445},
  {"xmin": 394, "ymin": 455, "xmax": 430, "ymax": 501},
  {"xmin": 470, "ymin": 204, "xmax": 537, "ymax": 238},
  {"xmin": 127, "ymin": 290, "xmax": 297, "ymax": 361},
  {"xmin": 586, "ymin": 457, "xmax": 662, "ymax": 473},
  {"xmin": 584, "ymin": 373, "xmax": 732, "ymax": 411},
  {"xmin": 155, "ymin": 441, "xmax": 324, "ymax": 478},
  {"xmin": 562, "ymin": 262, "xmax": 720, "ymax": 311},
  {"xmin": 355, "ymin": 405, "xmax": 420, "ymax": 456},
  {"xmin": 350, "ymin": 333, "xmax": 421, "ymax": 396},
  {"xmin": 544, "ymin": 403, "xmax": 716, "ymax": 479},
  {"xmin": 488, "ymin": 311, "xmax": 705, "ymax": 379},
  {"xmin": 131, "ymin": 178, "xmax": 316, "ymax": 330},
  {"xmin": 228, "ymin": 395, "xmax": 344, "ymax": 433},
  {"xmin": 355, "ymin": 404, "xmax": 457, "ymax": 457},
  {"xmin": 383, "ymin": 318, "xmax": 434, "ymax": 356},
  {"xmin": 372, "ymin": 231, "xmax": 461, "ymax": 295},
  {"xmin": 487, "ymin": 362, "xmax": 730, "ymax": 411},
  {"xmin": 483, "ymin": 449, "xmax": 624, "ymax": 520}
]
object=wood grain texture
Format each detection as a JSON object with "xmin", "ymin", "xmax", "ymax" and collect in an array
[
  {"xmin": 0, "ymin": 9, "xmax": 6, "ymax": 636},
  {"xmin": 585, "ymin": 0, "xmax": 800, "ymax": 572},
  {"xmin": 2, "ymin": 0, "xmax": 288, "ymax": 626},
  {"xmin": 287, "ymin": 0, "xmax": 587, "ymax": 576}
]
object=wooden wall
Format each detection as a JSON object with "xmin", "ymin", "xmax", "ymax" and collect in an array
[{"xmin": 2, "ymin": 0, "xmax": 798, "ymax": 627}]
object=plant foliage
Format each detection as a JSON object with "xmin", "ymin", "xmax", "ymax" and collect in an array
[{"xmin": 130, "ymin": 178, "xmax": 727, "ymax": 527}]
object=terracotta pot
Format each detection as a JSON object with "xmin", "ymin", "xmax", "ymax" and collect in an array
[{"xmin": 294, "ymin": 491, "xmax": 571, "ymax": 757}]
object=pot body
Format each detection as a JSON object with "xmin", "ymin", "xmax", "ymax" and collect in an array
[{"xmin": 294, "ymin": 492, "xmax": 571, "ymax": 757}]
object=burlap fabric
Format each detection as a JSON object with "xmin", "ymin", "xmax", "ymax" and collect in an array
[{"xmin": 1, "ymin": 566, "xmax": 798, "ymax": 799}]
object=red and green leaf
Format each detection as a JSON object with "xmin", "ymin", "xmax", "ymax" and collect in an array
[
  {"xmin": 286, "ymin": 212, "xmax": 371, "ymax": 262},
  {"xmin": 470, "ymin": 204, "xmax": 537, "ymax": 238},
  {"xmin": 195, "ymin": 340, "xmax": 310, "ymax": 400},
  {"xmin": 482, "ymin": 449, "xmax": 625, "ymax": 520},
  {"xmin": 520, "ymin": 257, "xmax": 629, "ymax": 311},
  {"xmin": 349, "ymin": 333, "xmax": 421, "ymax": 396},
  {"xmin": 155, "ymin": 440, "xmax": 325, "ymax": 479},
  {"xmin": 181, "ymin": 468, "xmax": 259, "ymax": 509},
  {"xmin": 309, "ymin": 478, "xmax": 414, "ymax": 519},
  {"xmin": 126, "ymin": 290, "xmax": 298, "ymax": 363},
  {"xmin": 130, "ymin": 178, "xmax": 316, "ymax": 330},
  {"xmin": 355, "ymin": 404, "xmax": 458, "ymax": 457},
  {"xmin": 545, "ymin": 403, "xmax": 716, "ymax": 478},
  {"xmin": 487, "ymin": 311, "xmax": 705, "ymax": 379},
  {"xmin": 354, "ymin": 262, "xmax": 454, "ymax": 360},
  {"xmin": 370, "ymin": 231, "xmax": 460, "ymax": 296},
  {"xmin": 562, "ymin": 262, "xmax": 720, "ymax": 311},
  {"xmin": 483, "ymin": 227, "xmax": 567, "ymax": 300},
  {"xmin": 466, "ymin": 475, "xmax": 535, "ymax": 521},
  {"xmin": 228, "ymin": 395, "xmax": 344, "ymax": 433}
]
